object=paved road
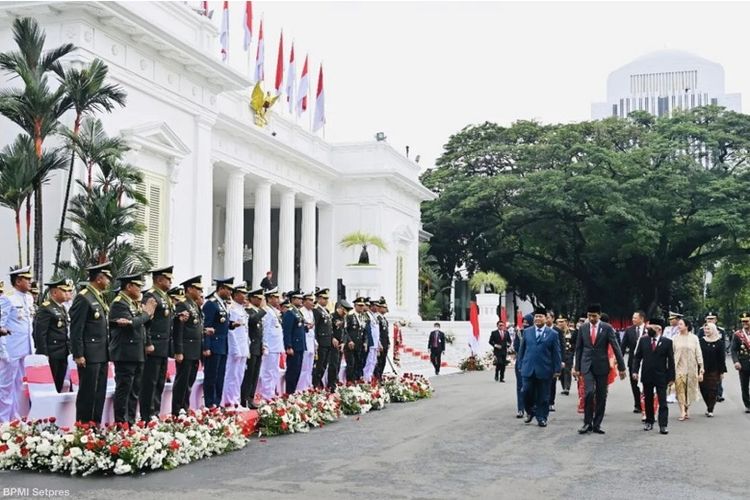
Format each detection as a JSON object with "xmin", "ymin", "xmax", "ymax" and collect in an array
[{"xmin": 2, "ymin": 368, "xmax": 748, "ymax": 500}]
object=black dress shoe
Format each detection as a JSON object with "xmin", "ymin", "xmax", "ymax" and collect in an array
[
  {"xmin": 643, "ymin": 423, "xmax": 653, "ymax": 431},
  {"xmin": 538, "ymin": 420, "xmax": 547, "ymax": 427},
  {"xmin": 745, "ymin": 407, "xmax": 750, "ymax": 413},
  {"xmin": 633, "ymin": 408, "xmax": 641, "ymax": 413},
  {"xmin": 659, "ymin": 426, "xmax": 669, "ymax": 435},
  {"xmin": 549, "ymin": 405, "xmax": 556, "ymax": 412},
  {"xmin": 561, "ymin": 390, "xmax": 569, "ymax": 395},
  {"xmin": 578, "ymin": 424, "xmax": 592, "ymax": 434},
  {"xmin": 495, "ymin": 375, "xmax": 499, "ymax": 381},
  {"xmin": 716, "ymin": 396, "xmax": 725, "ymax": 402},
  {"xmin": 524, "ymin": 413, "xmax": 534, "ymax": 424},
  {"xmin": 592, "ymin": 427, "xmax": 605, "ymax": 434},
  {"xmin": 516, "ymin": 411, "xmax": 524, "ymax": 418}
]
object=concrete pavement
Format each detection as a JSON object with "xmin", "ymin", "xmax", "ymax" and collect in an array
[{"xmin": 1, "ymin": 368, "xmax": 748, "ymax": 500}]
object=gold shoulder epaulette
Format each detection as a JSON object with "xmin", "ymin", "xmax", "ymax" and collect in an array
[
  {"xmin": 80, "ymin": 289, "xmax": 88, "ymax": 295},
  {"xmin": 113, "ymin": 296, "xmax": 122, "ymax": 302},
  {"xmin": 41, "ymin": 301, "xmax": 50, "ymax": 307}
]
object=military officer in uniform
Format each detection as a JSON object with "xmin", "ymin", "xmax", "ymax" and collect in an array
[
  {"xmin": 731, "ymin": 313, "xmax": 750, "ymax": 413},
  {"xmin": 202, "ymin": 277, "xmax": 233, "ymax": 407},
  {"xmin": 241, "ymin": 287, "xmax": 266, "ymax": 408},
  {"xmin": 374, "ymin": 297, "xmax": 391, "ymax": 380},
  {"xmin": 139, "ymin": 266, "xmax": 183, "ymax": 421},
  {"xmin": 33, "ymin": 278, "xmax": 74, "ymax": 393},
  {"xmin": 109, "ymin": 274, "xmax": 156, "ymax": 424},
  {"xmin": 344, "ymin": 297, "xmax": 369, "ymax": 382},
  {"xmin": 313, "ymin": 288, "xmax": 337, "ymax": 389},
  {"xmin": 69, "ymin": 262, "xmax": 113, "ymax": 424},
  {"xmin": 223, "ymin": 282, "xmax": 249, "ymax": 406},
  {"xmin": 332, "ymin": 300, "xmax": 351, "ymax": 384},
  {"xmin": 172, "ymin": 276, "xmax": 205, "ymax": 415},
  {"xmin": 282, "ymin": 290, "xmax": 307, "ymax": 394},
  {"xmin": 0, "ymin": 267, "xmax": 35, "ymax": 422},
  {"xmin": 258, "ymin": 288, "xmax": 284, "ymax": 400},
  {"xmin": 168, "ymin": 286, "xmax": 185, "ymax": 304}
]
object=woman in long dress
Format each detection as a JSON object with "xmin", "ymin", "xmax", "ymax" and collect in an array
[
  {"xmin": 698, "ymin": 323, "xmax": 726, "ymax": 417},
  {"xmin": 673, "ymin": 319, "xmax": 704, "ymax": 420}
]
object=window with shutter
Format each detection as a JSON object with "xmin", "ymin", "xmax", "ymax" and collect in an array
[{"xmin": 133, "ymin": 172, "xmax": 167, "ymax": 266}]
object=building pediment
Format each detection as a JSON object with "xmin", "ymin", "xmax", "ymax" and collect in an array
[
  {"xmin": 393, "ymin": 225, "xmax": 416, "ymax": 243},
  {"xmin": 121, "ymin": 122, "xmax": 191, "ymax": 163}
]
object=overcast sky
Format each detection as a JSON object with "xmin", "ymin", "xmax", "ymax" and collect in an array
[{"xmin": 211, "ymin": 1, "xmax": 750, "ymax": 169}]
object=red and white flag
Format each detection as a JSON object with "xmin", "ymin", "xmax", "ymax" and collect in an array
[
  {"xmin": 285, "ymin": 43, "xmax": 296, "ymax": 113},
  {"xmin": 312, "ymin": 64, "xmax": 325, "ymax": 132},
  {"xmin": 274, "ymin": 31, "xmax": 284, "ymax": 95},
  {"xmin": 242, "ymin": 1, "xmax": 252, "ymax": 51},
  {"xmin": 254, "ymin": 19, "xmax": 264, "ymax": 83},
  {"xmin": 296, "ymin": 54, "xmax": 308, "ymax": 117},
  {"xmin": 202, "ymin": 1, "xmax": 208, "ymax": 16},
  {"xmin": 468, "ymin": 301, "xmax": 480, "ymax": 355},
  {"xmin": 219, "ymin": 1, "xmax": 229, "ymax": 62}
]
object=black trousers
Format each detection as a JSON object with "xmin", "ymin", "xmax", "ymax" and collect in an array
[
  {"xmin": 49, "ymin": 357, "xmax": 68, "ymax": 393},
  {"xmin": 643, "ymin": 381, "xmax": 668, "ymax": 427},
  {"xmin": 240, "ymin": 354, "xmax": 262, "ymax": 406},
  {"xmin": 172, "ymin": 359, "xmax": 199, "ymax": 416},
  {"xmin": 493, "ymin": 350, "xmax": 506, "ymax": 380},
  {"xmin": 75, "ymin": 362, "xmax": 107, "ymax": 424},
  {"xmin": 345, "ymin": 346, "xmax": 364, "ymax": 382},
  {"xmin": 629, "ymin": 372, "xmax": 642, "ymax": 409},
  {"xmin": 549, "ymin": 375, "xmax": 557, "ymax": 405},
  {"xmin": 740, "ymin": 369, "xmax": 750, "ymax": 408},
  {"xmin": 374, "ymin": 347, "xmax": 388, "ymax": 380},
  {"xmin": 139, "ymin": 355, "xmax": 168, "ymax": 421},
  {"xmin": 583, "ymin": 371, "xmax": 609, "ymax": 428},
  {"xmin": 314, "ymin": 346, "xmax": 340, "ymax": 389},
  {"xmin": 114, "ymin": 361, "xmax": 143, "ymax": 424},
  {"xmin": 430, "ymin": 348, "xmax": 442, "ymax": 374},
  {"xmin": 523, "ymin": 376, "xmax": 551, "ymax": 422},
  {"xmin": 561, "ymin": 355, "xmax": 574, "ymax": 392},
  {"xmin": 202, "ymin": 353, "xmax": 227, "ymax": 407}
]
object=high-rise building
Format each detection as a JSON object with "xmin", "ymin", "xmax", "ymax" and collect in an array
[{"xmin": 592, "ymin": 50, "xmax": 741, "ymax": 119}]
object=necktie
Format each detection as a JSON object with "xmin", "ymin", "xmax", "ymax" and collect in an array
[
  {"xmin": 433, "ymin": 332, "xmax": 438, "ymax": 348},
  {"xmin": 651, "ymin": 338, "xmax": 656, "ymax": 351},
  {"xmin": 590, "ymin": 323, "xmax": 597, "ymax": 345},
  {"xmin": 536, "ymin": 328, "xmax": 542, "ymax": 341}
]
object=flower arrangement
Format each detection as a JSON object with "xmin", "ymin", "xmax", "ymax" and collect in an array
[
  {"xmin": 256, "ymin": 387, "xmax": 341, "ymax": 437},
  {"xmin": 458, "ymin": 355, "xmax": 486, "ymax": 371},
  {"xmin": 336, "ymin": 382, "xmax": 390, "ymax": 415},
  {"xmin": 444, "ymin": 332, "xmax": 456, "ymax": 345},
  {"xmin": 0, "ymin": 408, "xmax": 253, "ymax": 476},
  {"xmin": 381, "ymin": 373, "xmax": 433, "ymax": 402}
]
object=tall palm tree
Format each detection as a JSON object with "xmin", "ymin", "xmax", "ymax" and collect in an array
[
  {"xmin": 53, "ymin": 59, "xmax": 126, "ymax": 274},
  {"xmin": 69, "ymin": 117, "xmax": 128, "ymax": 191},
  {"xmin": 0, "ymin": 17, "xmax": 76, "ymax": 282},
  {"xmin": 0, "ymin": 135, "xmax": 36, "ymax": 266}
]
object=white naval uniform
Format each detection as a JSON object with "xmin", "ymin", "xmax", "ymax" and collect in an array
[
  {"xmin": 363, "ymin": 311, "xmax": 381, "ymax": 382},
  {"xmin": 0, "ymin": 289, "xmax": 34, "ymax": 422},
  {"xmin": 222, "ymin": 301, "xmax": 250, "ymax": 406},
  {"xmin": 296, "ymin": 307, "xmax": 317, "ymax": 392},
  {"xmin": 258, "ymin": 306, "xmax": 284, "ymax": 400}
]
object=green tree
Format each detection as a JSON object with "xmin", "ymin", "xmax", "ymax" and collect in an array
[
  {"xmin": 422, "ymin": 107, "xmax": 750, "ymax": 317},
  {"xmin": 339, "ymin": 231, "xmax": 388, "ymax": 265},
  {"xmin": 53, "ymin": 59, "xmax": 126, "ymax": 275},
  {"xmin": 0, "ymin": 136, "xmax": 36, "ymax": 266},
  {"xmin": 0, "ymin": 17, "xmax": 75, "ymax": 282}
]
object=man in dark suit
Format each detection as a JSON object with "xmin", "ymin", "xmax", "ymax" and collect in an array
[
  {"xmin": 731, "ymin": 314, "xmax": 750, "ymax": 413},
  {"xmin": 172, "ymin": 276, "xmax": 205, "ymax": 415},
  {"xmin": 33, "ymin": 278, "xmax": 74, "ymax": 393},
  {"xmin": 283, "ymin": 290, "xmax": 307, "ymax": 394},
  {"xmin": 202, "ymin": 277, "xmax": 233, "ymax": 407},
  {"xmin": 69, "ymin": 263, "xmax": 113, "ymax": 424},
  {"xmin": 241, "ymin": 288, "xmax": 266, "ymax": 408},
  {"xmin": 632, "ymin": 318, "xmax": 674, "ymax": 434},
  {"xmin": 573, "ymin": 303, "xmax": 627, "ymax": 434},
  {"xmin": 260, "ymin": 271, "xmax": 274, "ymax": 291},
  {"xmin": 427, "ymin": 323, "xmax": 446, "ymax": 375},
  {"xmin": 489, "ymin": 321, "xmax": 511, "ymax": 382},
  {"xmin": 513, "ymin": 314, "xmax": 533, "ymax": 417},
  {"xmin": 517, "ymin": 307, "xmax": 562, "ymax": 427},
  {"xmin": 109, "ymin": 274, "xmax": 156, "ymax": 424},
  {"xmin": 621, "ymin": 310, "xmax": 647, "ymax": 413}
]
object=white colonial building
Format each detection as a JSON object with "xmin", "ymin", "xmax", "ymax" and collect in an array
[
  {"xmin": 0, "ymin": 1, "xmax": 434, "ymax": 320},
  {"xmin": 592, "ymin": 50, "xmax": 742, "ymax": 119}
]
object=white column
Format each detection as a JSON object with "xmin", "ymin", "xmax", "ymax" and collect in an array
[
  {"xmin": 224, "ymin": 171, "xmax": 244, "ymax": 281},
  {"xmin": 252, "ymin": 181, "xmax": 272, "ymax": 288},
  {"xmin": 299, "ymin": 198, "xmax": 317, "ymax": 293},
  {"xmin": 192, "ymin": 117, "xmax": 216, "ymax": 279},
  {"xmin": 316, "ymin": 203, "xmax": 334, "ymax": 296},
  {"xmin": 277, "ymin": 189, "xmax": 295, "ymax": 292}
]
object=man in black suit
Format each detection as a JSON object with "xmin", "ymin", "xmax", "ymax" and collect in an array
[
  {"xmin": 621, "ymin": 310, "xmax": 647, "ymax": 413},
  {"xmin": 489, "ymin": 321, "xmax": 511, "ymax": 382},
  {"xmin": 573, "ymin": 303, "xmax": 626, "ymax": 434},
  {"xmin": 33, "ymin": 278, "xmax": 74, "ymax": 393},
  {"xmin": 428, "ymin": 323, "xmax": 446, "ymax": 375},
  {"xmin": 632, "ymin": 318, "xmax": 674, "ymax": 434},
  {"xmin": 172, "ymin": 276, "xmax": 205, "ymax": 415}
]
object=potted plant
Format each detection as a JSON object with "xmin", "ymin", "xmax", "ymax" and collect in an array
[
  {"xmin": 469, "ymin": 271, "xmax": 507, "ymax": 294},
  {"xmin": 339, "ymin": 231, "xmax": 388, "ymax": 265}
]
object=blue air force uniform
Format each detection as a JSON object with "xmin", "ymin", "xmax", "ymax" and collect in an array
[{"xmin": 201, "ymin": 277, "xmax": 233, "ymax": 407}]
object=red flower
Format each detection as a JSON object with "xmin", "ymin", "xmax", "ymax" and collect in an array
[
  {"xmin": 147, "ymin": 420, "xmax": 157, "ymax": 429},
  {"xmin": 0, "ymin": 444, "xmax": 9, "ymax": 453},
  {"xmin": 122, "ymin": 439, "xmax": 132, "ymax": 448},
  {"xmin": 109, "ymin": 444, "xmax": 120, "ymax": 455},
  {"xmin": 86, "ymin": 441, "xmax": 96, "ymax": 450},
  {"xmin": 276, "ymin": 408, "xmax": 286, "ymax": 417},
  {"xmin": 136, "ymin": 421, "xmax": 145, "ymax": 428},
  {"xmin": 20, "ymin": 447, "xmax": 29, "ymax": 457},
  {"xmin": 14, "ymin": 436, "xmax": 23, "ymax": 444},
  {"xmin": 280, "ymin": 422, "xmax": 288, "ymax": 431},
  {"xmin": 168, "ymin": 440, "xmax": 180, "ymax": 451},
  {"xmin": 49, "ymin": 416, "xmax": 57, "ymax": 424}
]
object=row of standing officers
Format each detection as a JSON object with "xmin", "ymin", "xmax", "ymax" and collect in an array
[{"xmin": 0, "ymin": 263, "xmax": 392, "ymax": 425}]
